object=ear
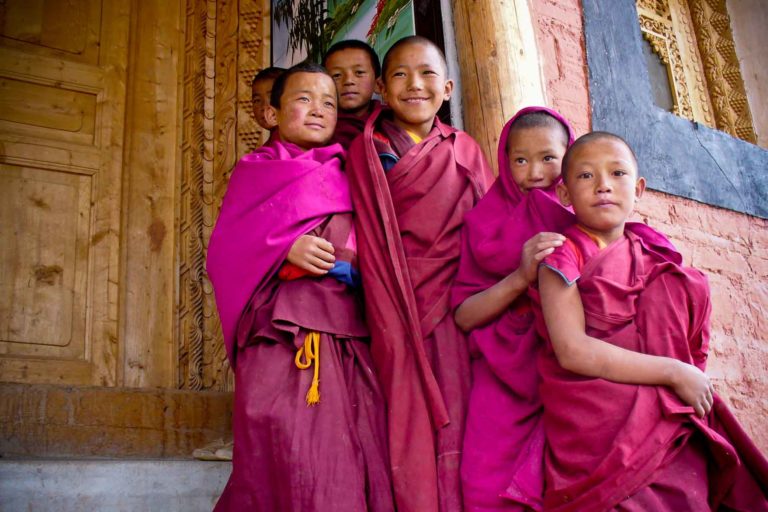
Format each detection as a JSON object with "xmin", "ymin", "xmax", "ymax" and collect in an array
[
  {"xmin": 634, "ymin": 176, "xmax": 646, "ymax": 201},
  {"xmin": 443, "ymin": 79, "xmax": 454, "ymax": 101},
  {"xmin": 376, "ymin": 77, "xmax": 387, "ymax": 102},
  {"xmin": 264, "ymin": 105, "xmax": 278, "ymax": 129},
  {"xmin": 556, "ymin": 182, "xmax": 571, "ymax": 207}
]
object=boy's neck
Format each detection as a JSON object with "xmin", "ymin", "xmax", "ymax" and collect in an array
[
  {"xmin": 392, "ymin": 116, "xmax": 435, "ymax": 140},
  {"xmin": 341, "ymin": 102, "xmax": 373, "ymax": 119},
  {"xmin": 576, "ymin": 222, "xmax": 625, "ymax": 249}
]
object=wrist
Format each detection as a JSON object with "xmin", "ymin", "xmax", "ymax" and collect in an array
[{"xmin": 665, "ymin": 359, "xmax": 683, "ymax": 387}]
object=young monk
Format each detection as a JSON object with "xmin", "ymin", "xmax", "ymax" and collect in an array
[
  {"xmin": 453, "ymin": 109, "xmax": 720, "ymax": 511},
  {"xmin": 533, "ymin": 131, "xmax": 768, "ymax": 510},
  {"xmin": 345, "ymin": 35, "xmax": 494, "ymax": 512},
  {"xmin": 207, "ymin": 62, "xmax": 393, "ymax": 511},
  {"xmin": 323, "ymin": 40, "xmax": 381, "ymax": 148},
  {"xmin": 251, "ymin": 66, "xmax": 285, "ymax": 146}
]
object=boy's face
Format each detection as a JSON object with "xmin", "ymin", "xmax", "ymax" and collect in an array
[
  {"xmin": 506, "ymin": 126, "xmax": 567, "ymax": 194},
  {"xmin": 264, "ymin": 72, "xmax": 338, "ymax": 151},
  {"xmin": 379, "ymin": 42, "xmax": 453, "ymax": 138},
  {"xmin": 252, "ymin": 78, "xmax": 277, "ymax": 131},
  {"xmin": 325, "ymin": 48, "xmax": 378, "ymax": 116},
  {"xmin": 557, "ymin": 137, "xmax": 646, "ymax": 244}
]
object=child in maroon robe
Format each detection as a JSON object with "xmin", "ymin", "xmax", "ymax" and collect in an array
[
  {"xmin": 533, "ymin": 132, "xmax": 768, "ymax": 511},
  {"xmin": 323, "ymin": 40, "xmax": 381, "ymax": 148},
  {"xmin": 346, "ymin": 36, "xmax": 494, "ymax": 512},
  {"xmin": 208, "ymin": 63, "xmax": 393, "ymax": 512},
  {"xmin": 251, "ymin": 66, "xmax": 284, "ymax": 147}
]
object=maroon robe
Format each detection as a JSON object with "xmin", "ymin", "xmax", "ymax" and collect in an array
[
  {"xmin": 346, "ymin": 107, "xmax": 494, "ymax": 512},
  {"xmin": 209, "ymin": 142, "xmax": 393, "ymax": 511},
  {"xmin": 331, "ymin": 100, "xmax": 381, "ymax": 149},
  {"xmin": 530, "ymin": 223, "xmax": 768, "ymax": 511}
]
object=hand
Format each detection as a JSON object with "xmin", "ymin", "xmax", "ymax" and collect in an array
[
  {"xmin": 519, "ymin": 232, "xmax": 565, "ymax": 283},
  {"xmin": 669, "ymin": 361, "xmax": 714, "ymax": 417},
  {"xmin": 286, "ymin": 235, "xmax": 335, "ymax": 276}
]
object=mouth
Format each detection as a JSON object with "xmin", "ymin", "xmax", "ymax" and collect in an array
[
  {"xmin": 402, "ymin": 97, "xmax": 429, "ymax": 104},
  {"xmin": 305, "ymin": 123, "xmax": 326, "ymax": 130},
  {"xmin": 593, "ymin": 199, "xmax": 617, "ymax": 207},
  {"xmin": 341, "ymin": 91, "xmax": 358, "ymax": 97}
]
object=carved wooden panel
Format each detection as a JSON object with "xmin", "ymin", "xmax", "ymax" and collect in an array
[
  {"xmin": 636, "ymin": 0, "xmax": 756, "ymax": 143},
  {"xmin": 0, "ymin": 1, "xmax": 128, "ymax": 385},
  {"xmin": 178, "ymin": 0, "xmax": 271, "ymax": 391}
]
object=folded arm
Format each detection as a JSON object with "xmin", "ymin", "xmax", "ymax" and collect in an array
[{"xmin": 538, "ymin": 265, "xmax": 713, "ymax": 416}]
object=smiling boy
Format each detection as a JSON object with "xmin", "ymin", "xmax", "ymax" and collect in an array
[
  {"xmin": 345, "ymin": 36, "xmax": 494, "ymax": 512},
  {"xmin": 208, "ymin": 63, "xmax": 393, "ymax": 512},
  {"xmin": 323, "ymin": 40, "xmax": 382, "ymax": 148}
]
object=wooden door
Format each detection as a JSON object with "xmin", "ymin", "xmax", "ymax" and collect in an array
[{"xmin": 0, "ymin": 1, "xmax": 129, "ymax": 386}]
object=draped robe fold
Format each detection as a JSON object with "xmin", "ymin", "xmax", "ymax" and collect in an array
[
  {"xmin": 207, "ymin": 141, "xmax": 394, "ymax": 511},
  {"xmin": 346, "ymin": 108, "xmax": 493, "ymax": 512},
  {"xmin": 451, "ymin": 107, "xmax": 575, "ymax": 512},
  {"xmin": 331, "ymin": 100, "xmax": 381, "ymax": 149},
  {"xmin": 530, "ymin": 223, "xmax": 768, "ymax": 512}
]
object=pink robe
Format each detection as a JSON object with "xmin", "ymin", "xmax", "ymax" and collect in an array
[
  {"xmin": 531, "ymin": 223, "xmax": 768, "ymax": 511},
  {"xmin": 451, "ymin": 107, "xmax": 575, "ymax": 512},
  {"xmin": 207, "ymin": 141, "xmax": 394, "ymax": 511},
  {"xmin": 346, "ymin": 108, "xmax": 494, "ymax": 512}
]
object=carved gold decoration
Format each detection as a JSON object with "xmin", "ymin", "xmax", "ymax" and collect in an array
[
  {"xmin": 638, "ymin": 13, "xmax": 694, "ymax": 119},
  {"xmin": 238, "ymin": 4, "xmax": 269, "ymax": 155},
  {"xmin": 688, "ymin": 0, "xmax": 757, "ymax": 143},
  {"xmin": 637, "ymin": 0, "xmax": 756, "ymax": 143}
]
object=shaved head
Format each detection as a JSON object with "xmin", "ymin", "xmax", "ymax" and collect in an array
[
  {"xmin": 561, "ymin": 131, "xmax": 638, "ymax": 181},
  {"xmin": 381, "ymin": 35, "xmax": 448, "ymax": 80}
]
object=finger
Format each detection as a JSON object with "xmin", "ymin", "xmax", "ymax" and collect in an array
[
  {"xmin": 536, "ymin": 240, "xmax": 564, "ymax": 251},
  {"xmin": 315, "ymin": 238, "xmax": 335, "ymax": 254},
  {"xmin": 303, "ymin": 263, "xmax": 330, "ymax": 276},
  {"xmin": 694, "ymin": 403, "xmax": 705, "ymax": 418},
  {"xmin": 308, "ymin": 256, "xmax": 334, "ymax": 270},
  {"xmin": 312, "ymin": 247, "xmax": 336, "ymax": 264},
  {"xmin": 533, "ymin": 248, "xmax": 556, "ymax": 261},
  {"xmin": 538, "ymin": 232, "xmax": 567, "ymax": 241}
]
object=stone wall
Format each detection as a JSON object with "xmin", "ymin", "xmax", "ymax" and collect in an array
[{"xmin": 530, "ymin": 0, "xmax": 767, "ymax": 453}]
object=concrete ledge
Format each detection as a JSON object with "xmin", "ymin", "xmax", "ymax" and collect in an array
[
  {"xmin": 0, "ymin": 459, "xmax": 231, "ymax": 512},
  {"xmin": 0, "ymin": 383, "xmax": 232, "ymax": 458}
]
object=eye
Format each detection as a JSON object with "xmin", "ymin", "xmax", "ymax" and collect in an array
[
  {"xmin": 331, "ymin": 73, "xmax": 341, "ymax": 80},
  {"xmin": 576, "ymin": 171, "xmax": 593, "ymax": 179},
  {"xmin": 422, "ymin": 69, "xmax": 438, "ymax": 76},
  {"xmin": 355, "ymin": 70, "xmax": 367, "ymax": 76},
  {"xmin": 298, "ymin": 96, "xmax": 310, "ymax": 103},
  {"xmin": 324, "ymin": 101, "xmax": 336, "ymax": 109},
  {"xmin": 613, "ymin": 169, "xmax": 628, "ymax": 176},
  {"xmin": 543, "ymin": 155, "xmax": 557, "ymax": 162},
  {"xmin": 515, "ymin": 157, "xmax": 527, "ymax": 165}
]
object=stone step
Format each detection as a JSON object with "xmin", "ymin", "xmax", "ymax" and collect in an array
[{"xmin": 0, "ymin": 459, "xmax": 231, "ymax": 512}]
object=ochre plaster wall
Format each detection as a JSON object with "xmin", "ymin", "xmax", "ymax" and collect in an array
[{"xmin": 529, "ymin": 0, "xmax": 767, "ymax": 453}]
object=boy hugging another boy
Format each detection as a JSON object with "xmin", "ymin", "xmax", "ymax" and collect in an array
[
  {"xmin": 323, "ymin": 40, "xmax": 382, "ymax": 148},
  {"xmin": 533, "ymin": 132, "xmax": 768, "ymax": 511},
  {"xmin": 208, "ymin": 63, "xmax": 393, "ymax": 512},
  {"xmin": 346, "ymin": 36, "xmax": 494, "ymax": 512}
]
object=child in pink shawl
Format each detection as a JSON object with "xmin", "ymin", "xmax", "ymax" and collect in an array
[
  {"xmin": 208, "ymin": 63, "xmax": 393, "ymax": 512},
  {"xmin": 534, "ymin": 132, "xmax": 767, "ymax": 510},
  {"xmin": 453, "ymin": 110, "xmax": 725, "ymax": 511}
]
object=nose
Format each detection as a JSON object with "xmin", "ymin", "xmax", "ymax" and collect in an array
[
  {"xmin": 528, "ymin": 162, "xmax": 544, "ymax": 182},
  {"xmin": 309, "ymin": 101, "xmax": 324, "ymax": 117},
  {"xmin": 343, "ymin": 70, "xmax": 355, "ymax": 85},
  {"xmin": 596, "ymin": 174, "xmax": 612, "ymax": 193},
  {"xmin": 407, "ymin": 73, "xmax": 424, "ymax": 90}
]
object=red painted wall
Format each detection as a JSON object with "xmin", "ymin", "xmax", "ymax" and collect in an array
[{"xmin": 529, "ymin": 0, "xmax": 768, "ymax": 453}]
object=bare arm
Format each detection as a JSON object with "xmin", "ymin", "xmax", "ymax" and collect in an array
[
  {"xmin": 455, "ymin": 232, "xmax": 565, "ymax": 331},
  {"xmin": 538, "ymin": 265, "xmax": 714, "ymax": 416}
]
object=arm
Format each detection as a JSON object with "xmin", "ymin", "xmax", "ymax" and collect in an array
[
  {"xmin": 455, "ymin": 232, "xmax": 564, "ymax": 331},
  {"xmin": 538, "ymin": 266, "xmax": 714, "ymax": 416}
]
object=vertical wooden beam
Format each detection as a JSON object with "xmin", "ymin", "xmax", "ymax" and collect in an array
[
  {"xmin": 450, "ymin": 0, "xmax": 546, "ymax": 166},
  {"xmin": 120, "ymin": 0, "xmax": 183, "ymax": 387}
]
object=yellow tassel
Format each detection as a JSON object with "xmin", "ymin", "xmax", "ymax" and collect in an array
[{"xmin": 294, "ymin": 331, "xmax": 320, "ymax": 406}]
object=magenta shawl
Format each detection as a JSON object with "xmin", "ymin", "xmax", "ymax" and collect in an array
[
  {"xmin": 206, "ymin": 141, "xmax": 350, "ymax": 363},
  {"xmin": 451, "ymin": 107, "xmax": 574, "ymax": 510}
]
